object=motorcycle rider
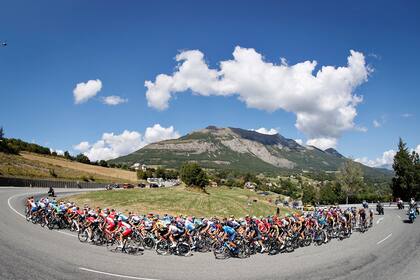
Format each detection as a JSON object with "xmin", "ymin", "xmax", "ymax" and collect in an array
[{"xmin": 48, "ymin": 186, "xmax": 55, "ymax": 197}]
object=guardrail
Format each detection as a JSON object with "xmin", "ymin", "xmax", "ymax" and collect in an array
[{"xmin": 0, "ymin": 176, "xmax": 106, "ymax": 189}]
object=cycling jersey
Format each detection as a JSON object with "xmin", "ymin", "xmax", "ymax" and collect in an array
[{"xmin": 223, "ymin": 225, "xmax": 236, "ymax": 241}]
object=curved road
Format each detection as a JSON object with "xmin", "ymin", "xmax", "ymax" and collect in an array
[{"xmin": 1, "ymin": 187, "xmax": 419, "ymax": 280}]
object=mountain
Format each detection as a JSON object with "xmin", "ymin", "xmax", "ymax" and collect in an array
[
  {"xmin": 324, "ymin": 148, "xmax": 344, "ymax": 158},
  {"xmin": 111, "ymin": 126, "xmax": 392, "ymax": 180}
]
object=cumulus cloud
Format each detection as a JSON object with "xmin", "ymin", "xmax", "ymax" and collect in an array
[
  {"xmin": 356, "ymin": 144, "xmax": 420, "ymax": 169},
  {"xmin": 145, "ymin": 47, "xmax": 370, "ymax": 146},
  {"xmin": 373, "ymin": 120, "xmax": 381, "ymax": 128},
  {"xmin": 306, "ymin": 137, "xmax": 337, "ymax": 150},
  {"xmin": 355, "ymin": 150, "xmax": 396, "ymax": 169},
  {"xmin": 295, "ymin": 139, "xmax": 303, "ymax": 145},
  {"xmin": 73, "ymin": 124, "xmax": 180, "ymax": 161},
  {"xmin": 144, "ymin": 124, "xmax": 180, "ymax": 143},
  {"xmin": 102, "ymin": 95, "xmax": 128, "ymax": 106},
  {"xmin": 73, "ymin": 79, "xmax": 102, "ymax": 104},
  {"xmin": 252, "ymin": 127, "xmax": 278, "ymax": 135},
  {"xmin": 50, "ymin": 149, "xmax": 64, "ymax": 156},
  {"xmin": 73, "ymin": 141, "xmax": 90, "ymax": 153}
]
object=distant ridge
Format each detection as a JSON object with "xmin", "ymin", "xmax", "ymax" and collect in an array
[{"xmin": 110, "ymin": 126, "xmax": 392, "ymax": 180}]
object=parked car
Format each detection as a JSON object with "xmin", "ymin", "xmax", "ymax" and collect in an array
[
  {"xmin": 149, "ymin": 183, "xmax": 159, "ymax": 188},
  {"xmin": 303, "ymin": 204, "xmax": 315, "ymax": 211},
  {"xmin": 122, "ymin": 183, "xmax": 135, "ymax": 189},
  {"xmin": 137, "ymin": 183, "xmax": 146, "ymax": 188}
]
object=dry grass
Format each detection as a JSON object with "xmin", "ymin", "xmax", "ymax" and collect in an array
[
  {"xmin": 21, "ymin": 152, "xmax": 137, "ymax": 182},
  {"xmin": 0, "ymin": 152, "xmax": 137, "ymax": 183}
]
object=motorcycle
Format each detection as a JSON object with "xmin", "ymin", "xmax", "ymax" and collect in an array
[
  {"xmin": 362, "ymin": 201, "xmax": 369, "ymax": 209},
  {"xmin": 47, "ymin": 187, "xmax": 55, "ymax": 197},
  {"xmin": 376, "ymin": 203, "xmax": 384, "ymax": 215},
  {"xmin": 408, "ymin": 208, "xmax": 416, "ymax": 223}
]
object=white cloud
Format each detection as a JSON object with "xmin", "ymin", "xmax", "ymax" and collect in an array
[
  {"xmin": 144, "ymin": 124, "xmax": 180, "ymax": 143},
  {"xmin": 50, "ymin": 149, "xmax": 64, "ymax": 156},
  {"xmin": 295, "ymin": 139, "xmax": 303, "ymax": 145},
  {"xmin": 356, "ymin": 126, "xmax": 368, "ymax": 132},
  {"xmin": 252, "ymin": 127, "xmax": 278, "ymax": 135},
  {"xmin": 73, "ymin": 79, "xmax": 102, "ymax": 104},
  {"xmin": 73, "ymin": 124, "xmax": 180, "ymax": 161},
  {"xmin": 102, "ymin": 95, "xmax": 128, "ymax": 106},
  {"xmin": 73, "ymin": 141, "xmax": 90, "ymax": 153},
  {"xmin": 356, "ymin": 144, "xmax": 420, "ymax": 169},
  {"xmin": 373, "ymin": 120, "xmax": 381, "ymax": 128},
  {"xmin": 145, "ymin": 47, "xmax": 370, "ymax": 146},
  {"xmin": 355, "ymin": 149, "xmax": 396, "ymax": 169},
  {"xmin": 306, "ymin": 137, "xmax": 337, "ymax": 150},
  {"xmin": 402, "ymin": 113, "xmax": 413, "ymax": 118},
  {"xmin": 415, "ymin": 145, "xmax": 420, "ymax": 155}
]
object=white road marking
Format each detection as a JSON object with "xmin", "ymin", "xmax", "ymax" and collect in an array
[
  {"xmin": 396, "ymin": 214, "xmax": 401, "ymax": 219},
  {"xmin": 80, "ymin": 267, "xmax": 160, "ymax": 280},
  {"xmin": 8, "ymin": 193, "xmax": 30, "ymax": 218},
  {"xmin": 377, "ymin": 233, "xmax": 392, "ymax": 245},
  {"xmin": 376, "ymin": 217, "xmax": 384, "ymax": 224},
  {"xmin": 7, "ymin": 192, "xmax": 77, "ymax": 237}
]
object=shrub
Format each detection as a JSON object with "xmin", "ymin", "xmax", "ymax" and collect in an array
[
  {"xmin": 180, "ymin": 162, "xmax": 208, "ymax": 189},
  {"xmin": 49, "ymin": 169, "xmax": 57, "ymax": 178}
]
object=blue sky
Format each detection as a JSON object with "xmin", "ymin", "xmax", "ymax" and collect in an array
[{"xmin": 0, "ymin": 0, "xmax": 419, "ymax": 166}]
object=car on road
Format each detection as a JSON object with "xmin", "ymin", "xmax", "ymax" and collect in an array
[
  {"xmin": 122, "ymin": 183, "xmax": 135, "ymax": 189},
  {"xmin": 303, "ymin": 204, "xmax": 315, "ymax": 211}
]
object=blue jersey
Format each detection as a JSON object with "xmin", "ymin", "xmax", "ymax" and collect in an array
[{"xmin": 223, "ymin": 225, "xmax": 235, "ymax": 236}]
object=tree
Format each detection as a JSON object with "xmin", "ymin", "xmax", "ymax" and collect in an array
[
  {"xmin": 301, "ymin": 183, "xmax": 317, "ymax": 204},
  {"xmin": 337, "ymin": 160, "xmax": 364, "ymax": 204},
  {"xmin": 392, "ymin": 138, "xmax": 418, "ymax": 200},
  {"xmin": 98, "ymin": 160, "xmax": 108, "ymax": 167},
  {"xmin": 137, "ymin": 169, "xmax": 148, "ymax": 180},
  {"xmin": 64, "ymin": 151, "xmax": 72, "ymax": 160},
  {"xmin": 155, "ymin": 167, "xmax": 166, "ymax": 179},
  {"xmin": 319, "ymin": 182, "xmax": 343, "ymax": 205},
  {"xmin": 180, "ymin": 162, "xmax": 208, "ymax": 189},
  {"xmin": 75, "ymin": 153, "xmax": 90, "ymax": 164},
  {"xmin": 0, "ymin": 126, "xmax": 4, "ymax": 140}
]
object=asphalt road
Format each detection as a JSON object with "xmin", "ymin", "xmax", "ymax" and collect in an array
[{"xmin": 1, "ymin": 187, "xmax": 419, "ymax": 280}]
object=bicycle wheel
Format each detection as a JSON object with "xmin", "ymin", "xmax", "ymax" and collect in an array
[
  {"xmin": 156, "ymin": 240, "xmax": 170, "ymax": 255},
  {"xmin": 106, "ymin": 238, "xmax": 119, "ymax": 252},
  {"xmin": 197, "ymin": 239, "xmax": 210, "ymax": 253},
  {"xmin": 285, "ymin": 240, "xmax": 294, "ymax": 253},
  {"xmin": 177, "ymin": 242, "xmax": 191, "ymax": 257},
  {"xmin": 213, "ymin": 241, "xmax": 229, "ymax": 259},
  {"xmin": 124, "ymin": 239, "xmax": 139, "ymax": 255},
  {"xmin": 237, "ymin": 242, "xmax": 250, "ymax": 259},
  {"xmin": 143, "ymin": 237, "xmax": 155, "ymax": 250},
  {"xmin": 78, "ymin": 229, "xmax": 89, "ymax": 243}
]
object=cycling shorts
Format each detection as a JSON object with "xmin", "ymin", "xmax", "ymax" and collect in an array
[
  {"xmin": 122, "ymin": 228, "xmax": 132, "ymax": 237},
  {"xmin": 228, "ymin": 232, "xmax": 237, "ymax": 242}
]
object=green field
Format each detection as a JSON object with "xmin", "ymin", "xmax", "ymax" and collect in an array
[{"xmin": 66, "ymin": 187, "xmax": 292, "ymax": 218}]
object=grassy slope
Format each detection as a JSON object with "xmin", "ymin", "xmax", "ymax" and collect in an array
[
  {"xmin": 67, "ymin": 187, "xmax": 291, "ymax": 218},
  {"xmin": 0, "ymin": 152, "xmax": 137, "ymax": 183}
]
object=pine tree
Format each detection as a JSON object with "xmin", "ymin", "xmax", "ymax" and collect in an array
[{"xmin": 391, "ymin": 138, "xmax": 416, "ymax": 200}]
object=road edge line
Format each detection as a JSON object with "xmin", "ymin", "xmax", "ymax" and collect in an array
[{"xmin": 79, "ymin": 267, "xmax": 160, "ymax": 280}]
